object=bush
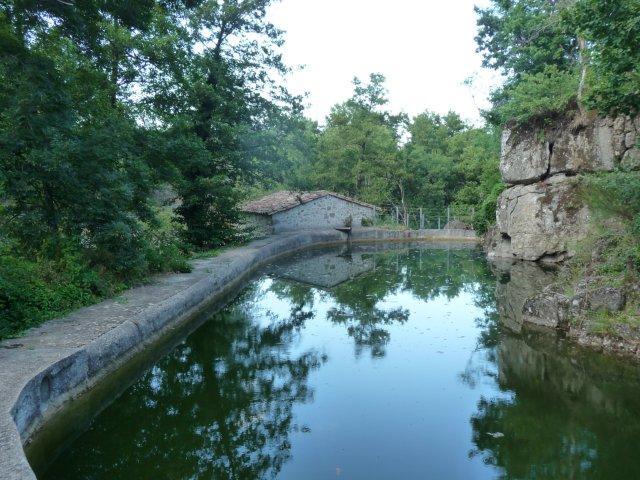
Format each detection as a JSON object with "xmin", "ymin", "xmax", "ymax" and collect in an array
[
  {"xmin": 493, "ymin": 65, "xmax": 579, "ymax": 126},
  {"xmin": 0, "ymin": 246, "xmax": 120, "ymax": 339},
  {"xmin": 579, "ymin": 171, "xmax": 640, "ymax": 275},
  {"xmin": 472, "ymin": 183, "xmax": 505, "ymax": 235},
  {"xmin": 581, "ymin": 171, "xmax": 640, "ymax": 224},
  {"xmin": 0, "ymin": 207, "xmax": 192, "ymax": 339},
  {"xmin": 143, "ymin": 208, "xmax": 191, "ymax": 274}
]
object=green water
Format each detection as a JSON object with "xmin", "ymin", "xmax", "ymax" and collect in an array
[{"xmin": 42, "ymin": 244, "xmax": 640, "ymax": 479}]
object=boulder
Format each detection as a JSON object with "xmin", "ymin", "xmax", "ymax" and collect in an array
[
  {"xmin": 490, "ymin": 113, "xmax": 639, "ymax": 264},
  {"xmin": 573, "ymin": 279, "xmax": 627, "ymax": 313},
  {"xmin": 500, "ymin": 128, "xmax": 550, "ymax": 185},
  {"xmin": 493, "ymin": 174, "xmax": 590, "ymax": 262},
  {"xmin": 549, "ymin": 120, "xmax": 616, "ymax": 175},
  {"xmin": 621, "ymin": 148, "xmax": 640, "ymax": 171},
  {"xmin": 522, "ymin": 286, "xmax": 572, "ymax": 329},
  {"xmin": 516, "ymin": 276, "xmax": 626, "ymax": 332}
]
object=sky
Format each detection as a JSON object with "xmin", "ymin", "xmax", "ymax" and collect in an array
[{"xmin": 267, "ymin": 0, "xmax": 500, "ymax": 126}]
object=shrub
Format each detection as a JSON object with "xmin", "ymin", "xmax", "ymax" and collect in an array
[
  {"xmin": 0, "ymin": 245, "xmax": 120, "ymax": 339},
  {"xmin": 579, "ymin": 171, "xmax": 640, "ymax": 276},
  {"xmin": 494, "ymin": 65, "xmax": 579, "ymax": 126},
  {"xmin": 472, "ymin": 183, "xmax": 505, "ymax": 235},
  {"xmin": 143, "ymin": 208, "xmax": 191, "ymax": 274},
  {"xmin": 581, "ymin": 171, "xmax": 640, "ymax": 224},
  {"xmin": 0, "ymin": 207, "xmax": 191, "ymax": 339}
]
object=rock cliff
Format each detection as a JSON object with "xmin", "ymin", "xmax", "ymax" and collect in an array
[{"xmin": 488, "ymin": 113, "xmax": 640, "ymax": 262}]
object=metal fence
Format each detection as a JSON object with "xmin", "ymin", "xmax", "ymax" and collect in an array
[{"xmin": 375, "ymin": 205, "xmax": 475, "ymax": 230}]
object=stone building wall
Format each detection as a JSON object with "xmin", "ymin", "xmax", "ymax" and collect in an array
[
  {"xmin": 243, "ymin": 213, "xmax": 273, "ymax": 237},
  {"xmin": 272, "ymin": 195, "xmax": 375, "ymax": 233},
  {"xmin": 273, "ymin": 250, "xmax": 375, "ymax": 288}
]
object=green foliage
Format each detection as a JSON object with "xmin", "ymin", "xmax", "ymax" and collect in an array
[
  {"xmin": 570, "ymin": 0, "xmax": 640, "ymax": 115},
  {"xmin": 0, "ymin": 0, "xmax": 297, "ymax": 336},
  {"xmin": 308, "ymin": 74, "xmax": 404, "ymax": 206},
  {"xmin": 477, "ymin": 0, "xmax": 639, "ymax": 123},
  {"xmin": 0, "ymin": 242, "xmax": 120, "ymax": 339},
  {"xmin": 143, "ymin": 208, "xmax": 191, "ymax": 274},
  {"xmin": 579, "ymin": 171, "xmax": 640, "ymax": 277},
  {"xmin": 586, "ymin": 309, "xmax": 639, "ymax": 336},
  {"xmin": 582, "ymin": 172, "xmax": 640, "ymax": 229},
  {"xmin": 475, "ymin": 0, "xmax": 577, "ymax": 79},
  {"xmin": 493, "ymin": 66, "xmax": 579, "ymax": 126},
  {"xmin": 293, "ymin": 75, "xmax": 503, "ymax": 232}
]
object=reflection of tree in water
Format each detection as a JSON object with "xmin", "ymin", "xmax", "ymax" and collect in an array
[
  {"xmin": 269, "ymin": 279, "xmax": 316, "ymax": 328},
  {"xmin": 44, "ymin": 285, "xmax": 325, "ymax": 480},
  {"xmin": 279, "ymin": 247, "xmax": 493, "ymax": 358},
  {"xmin": 328, "ymin": 305, "xmax": 409, "ymax": 358},
  {"xmin": 465, "ymin": 329, "xmax": 640, "ymax": 479},
  {"xmin": 455, "ymin": 257, "xmax": 640, "ymax": 479}
]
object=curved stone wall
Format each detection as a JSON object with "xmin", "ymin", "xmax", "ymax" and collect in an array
[{"xmin": 0, "ymin": 228, "xmax": 477, "ymax": 480}]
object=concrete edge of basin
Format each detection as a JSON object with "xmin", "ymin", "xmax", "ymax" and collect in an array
[{"xmin": 0, "ymin": 227, "xmax": 477, "ymax": 479}]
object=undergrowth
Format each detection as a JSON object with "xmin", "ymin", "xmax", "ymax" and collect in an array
[
  {"xmin": 561, "ymin": 171, "xmax": 640, "ymax": 336},
  {"xmin": 0, "ymin": 207, "xmax": 194, "ymax": 340}
]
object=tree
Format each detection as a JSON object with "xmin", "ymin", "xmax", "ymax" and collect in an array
[
  {"xmin": 0, "ymin": 7, "xmax": 159, "ymax": 275},
  {"xmin": 570, "ymin": 0, "xmax": 640, "ymax": 115},
  {"xmin": 312, "ymin": 74, "xmax": 406, "ymax": 211},
  {"xmin": 475, "ymin": 0, "xmax": 580, "ymax": 125},
  {"xmin": 0, "ymin": 0, "xmax": 302, "ymax": 334},
  {"xmin": 476, "ymin": 0, "xmax": 640, "ymax": 123},
  {"xmin": 148, "ymin": 0, "xmax": 300, "ymax": 248}
]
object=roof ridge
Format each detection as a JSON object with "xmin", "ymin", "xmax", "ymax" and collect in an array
[{"xmin": 241, "ymin": 190, "xmax": 375, "ymax": 215}]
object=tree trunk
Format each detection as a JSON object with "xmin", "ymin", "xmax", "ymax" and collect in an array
[
  {"xmin": 398, "ymin": 181, "xmax": 408, "ymax": 227},
  {"xmin": 577, "ymin": 36, "xmax": 588, "ymax": 117}
]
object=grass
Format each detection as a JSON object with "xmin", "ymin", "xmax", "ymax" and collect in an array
[
  {"xmin": 369, "ymin": 216, "xmax": 408, "ymax": 230},
  {"xmin": 585, "ymin": 307, "xmax": 640, "ymax": 336}
]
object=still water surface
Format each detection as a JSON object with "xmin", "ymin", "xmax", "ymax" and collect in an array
[{"xmin": 43, "ymin": 244, "xmax": 640, "ymax": 479}]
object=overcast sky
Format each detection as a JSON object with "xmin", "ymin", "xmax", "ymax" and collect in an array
[{"xmin": 267, "ymin": 0, "xmax": 500, "ymax": 126}]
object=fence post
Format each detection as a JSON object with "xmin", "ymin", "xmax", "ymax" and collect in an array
[
  {"xmin": 395, "ymin": 206, "xmax": 399, "ymax": 224},
  {"xmin": 419, "ymin": 208, "xmax": 424, "ymax": 230},
  {"xmin": 437, "ymin": 216, "xmax": 441, "ymax": 229}
]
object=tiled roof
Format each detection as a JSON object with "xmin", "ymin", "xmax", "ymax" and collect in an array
[{"xmin": 241, "ymin": 190, "xmax": 375, "ymax": 215}]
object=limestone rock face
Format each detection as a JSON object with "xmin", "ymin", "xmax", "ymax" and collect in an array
[
  {"xmin": 500, "ymin": 115, "xmax": 640, "ymax": 187},
  {"xmin": 549, "ymin": 119, "xmax": 616, "ymax": 175},
  {"xmin": 500, "ymin": 128, "xmax": 550, "ymax": 184},
  {"xmin": 621, "ymin": 148, "xmax": 640, "ymax": 171},
  {"xmin": 491, "ymin": 174, "xmax": 589, "ymax": 262},
  {"xmin": 490, "ymin": 113, "xmax": 639, "ymax": 263}
]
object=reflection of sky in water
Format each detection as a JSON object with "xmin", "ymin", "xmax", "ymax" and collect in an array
[{"xmin": 278, "ymin": 283, "xmax": 503, "ymax": 479}]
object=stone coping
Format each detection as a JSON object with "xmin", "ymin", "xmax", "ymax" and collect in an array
[{"xmin": 0, "ymin": 227, "xmax": 477, "ymax": 479}]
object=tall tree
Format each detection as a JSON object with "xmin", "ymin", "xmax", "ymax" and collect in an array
[{"xmin": 312, "ymin": 74, "xmax": 405, "ymax": 209}]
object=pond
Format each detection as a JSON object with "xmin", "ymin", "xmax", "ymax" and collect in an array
[{"xmin": 40, "ymin": 243, "xmax": 640, "ymax": 479}]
